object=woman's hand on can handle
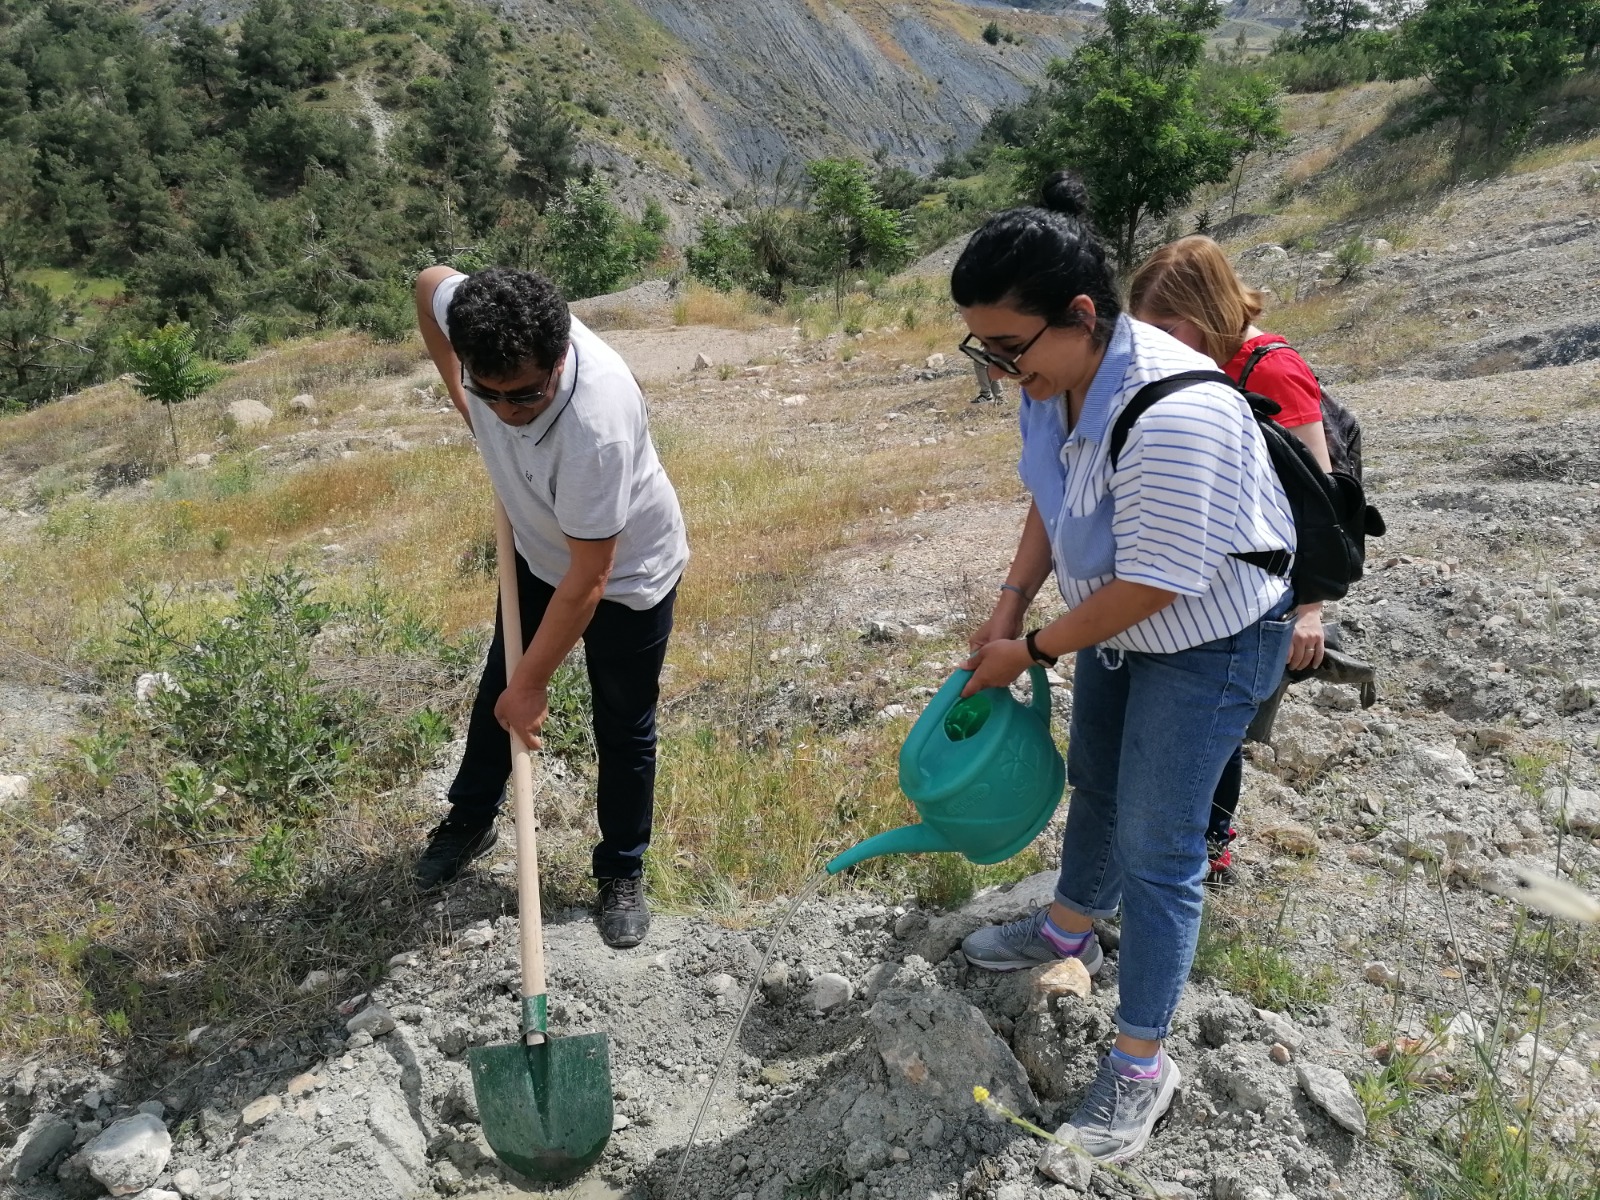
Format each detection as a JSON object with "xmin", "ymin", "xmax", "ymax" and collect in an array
[{"xmin": 960, "ymin": 638, "xmax": 1032, "ymax": 697}]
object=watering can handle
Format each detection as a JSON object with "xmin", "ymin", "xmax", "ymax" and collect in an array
[
  {"xmin": 905, "ymin": 664, "xmax": 1055, "ymax": 775},
  {"xmin": 1027, "ymin": 664, "xmax": 1053, "ymax": 725}
]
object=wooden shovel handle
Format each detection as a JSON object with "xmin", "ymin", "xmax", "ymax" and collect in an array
[{"xmin": 495, "ymin": 498, "xmax": 548, "ymax": 1025}]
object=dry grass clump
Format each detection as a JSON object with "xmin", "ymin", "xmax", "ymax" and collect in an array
[{"xmin": 672, "ymin": 282, "xmax": 774, "ymax": 330}]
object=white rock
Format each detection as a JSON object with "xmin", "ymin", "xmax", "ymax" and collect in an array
[
  {"xmin": 1363, "ymin": 960, "xmax": 1399, "ymax": 987},
  {"xmin": 1413, "ymin": 744, "xmax": 1476, "ymax": 787},
  {"xmin": 1296, "ymin": 1063, "xmax": 1367, "ymax": 1135},
  {"xmin": 131, "ymin": 1189, "xmax": 181, "ymax": 1200},
  {"xmin": 693, "ymin": 352, "xmax": 713, "ymax": 370},
  {"xmin": 457, "ymin": 925, "xmax": 494, "ymax": 950},
  {"xmin": 1546, "ymin": 786, "xmax": 1600, "ymax": 835},
  {"xmin": 288, "ymin": 393, "xmax": 315, "ymax": 412},
  {"xmin": 779, "ymin": 394, "xmax": 807, "ymax": 407},
  {"xmin": 226, "ymin": 399, "xmax": 273, "ymax": 430},
  {"xmin": 1030, "ymin": 958, "xmax": 1093, "ymax": 1006},
  {"xmin": 184, "ymin": 452, "xmax": 213, "ymax": 468},
  {"xmin": 134, "ymin": 672, "xmax": 183, "ymax": 706},
  {"xmin": 296, "ymin": 970, "xmax": 333, "ymax": 994},
  {"xmin": 0, "ymin": 1113, "xmax": 74, "ymax": 1183},
  {"xmin": 810, "ymin": 972, "xmax": 854, "ymax": 1013},
  {"xmin": 345, "ymin": 1004, "xmax": 396, "ymax": 1037},
  {"xmin": 0, "ymin": 773, "xmax": 30, "ymax": 805},
  {"xmin": 704, "ymin": 973, "xmax": 738, "ymax": 998},
  {"xmin": 83, "ymin": 1113, "xmax": 171, "ymax": 1197},
  {"xmin": 1037, "ymin": 1123, "xmax": 1095, "ymax": 1188},
  {"xmin": 924, "ymin": 353, "xmax": 946, "ymax": 369},
  {"xmin": 240, "ymin": 1094, "xmax": 281, "ymax": 1128}
]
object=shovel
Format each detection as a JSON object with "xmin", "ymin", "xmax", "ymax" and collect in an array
[{"xmin": 468, "ymin": 497, "xmax": 613, "ymax": 1183}]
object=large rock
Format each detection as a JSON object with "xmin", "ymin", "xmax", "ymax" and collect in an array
[
  {"xmin": 227, "ymin": 399, "xmax": 273, "ymax": 430},
  {"xmin": 913, "ymin": 870, "xmax": 1057, "ymax": 963},
  {"xmin": 0, "ymin": 773, "xmax": 30, "ymax": 805},
  {"xmin": 1268, "ymin": 709, "xmax": 1345, "ymax": 781},
  {"xmin": 1295, "ymin": 1063, "xmax": 1367, "ymax": 1135},
  {"xmin": 346, "ymin": 1003, "xmax": 396, "ymax": 1037},
  {"xmin": 809, "ymin": 972, "xmax": 854, "ymax": 1013},
  {"xmin": 868, "ymin": 986, "xmax": 1037, "ymax": 1117},
  {"xmin": 1412, "ymin": 744, "xmax": 1476, "ymax": 787},
  {"xmin": 1037, "ymin": 1125, "xmax": 1095, "ymax": 1189},
  {"xmin": 82, "ymin": 1113, "xmax": 171, "ymax": 1197},
  {"xmin": 0, "ymin": 1113, "xmax": 74, "ymax": 1183},
  {"xmin": 1546, "ymin": 786, "xmax": 1600, "ymax": 836}
]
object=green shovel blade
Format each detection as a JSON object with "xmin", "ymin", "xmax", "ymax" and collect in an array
[{"xmin": 468, "ymin": 1031, "xmax": 613, "ymax": 1183}]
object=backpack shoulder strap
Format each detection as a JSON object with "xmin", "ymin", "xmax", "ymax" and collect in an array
[
  {"xmin": 1107, "ymin": 370, "xmax": 1236, "ymax": 469},
  {"xmin": 1236, "ymin": 341, "xmax": 1293, "ymax": 391}
]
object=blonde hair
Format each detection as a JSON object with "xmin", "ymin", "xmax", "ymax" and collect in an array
[{"xmin": 1128, "ymin": 236, "xmax": 1265, "ymax": 366}]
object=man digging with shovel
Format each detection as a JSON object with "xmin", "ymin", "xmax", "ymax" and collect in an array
[{"xmin": 413, "ymin": 265, "xmax": 688, "ymax": 950}]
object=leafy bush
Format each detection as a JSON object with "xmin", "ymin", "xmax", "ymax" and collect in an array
[{"xmin": 121, "ymin": 569, "xmax": 354, "ymax": 814}]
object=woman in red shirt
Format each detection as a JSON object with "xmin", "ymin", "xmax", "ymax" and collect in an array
[{"xmin": 1129, "ymin": 235, "xmax": 1330, "ymax": 885}]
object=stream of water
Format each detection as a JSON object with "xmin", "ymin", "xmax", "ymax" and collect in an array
[{"xmin": 666, "ymin": 868, "xmax": 832, "ymax": 1200}]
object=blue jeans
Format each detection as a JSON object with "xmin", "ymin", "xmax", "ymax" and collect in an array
[{"xmin": 1054, "ymin": 598, "xmax": 1295, "ymax": 1041}]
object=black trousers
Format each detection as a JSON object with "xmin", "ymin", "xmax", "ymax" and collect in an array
[{"xmin": 445, "ymin": 552, "xmax": 676, "ymax": 879}]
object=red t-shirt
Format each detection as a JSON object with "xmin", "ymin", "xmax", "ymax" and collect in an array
[{"xmin": 1224, "ymin": 334, "xmax": 1323, "ymax": 428}]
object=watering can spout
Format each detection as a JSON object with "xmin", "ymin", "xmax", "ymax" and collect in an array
[{"xmin": 826, "ymin": 823, "xmax": 956, "ymax": 875}]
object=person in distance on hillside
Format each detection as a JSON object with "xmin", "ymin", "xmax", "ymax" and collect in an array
[
  {"xmin": 1128, "ymin": 235, "xmax": 1354, "ymax": 888},
  {"xmin": 412, "ymin": 265, "xmax": 688, "ymax": 950},
  {"xmin": 951, "ymin": 173, "xmax": 1296, "ymax": 1166}
]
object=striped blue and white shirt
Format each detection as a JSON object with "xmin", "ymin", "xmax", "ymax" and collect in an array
[{"xmin": 1018, "ymin": 315, "xmax": 1294, "ymax": 655}]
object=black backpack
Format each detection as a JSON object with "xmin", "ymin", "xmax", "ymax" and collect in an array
[
  {"xmin": 1237, "ymin": 341, "xmax": 1364, "ymax": 480},
  {"xmin": 1108, "ymin": 370, "xmax": 1386, "ymax": 604}
]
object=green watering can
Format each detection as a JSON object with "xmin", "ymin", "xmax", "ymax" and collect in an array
[{"xmin": 826, "ymin": 666, "xmax": 1065, "ymax": 874}]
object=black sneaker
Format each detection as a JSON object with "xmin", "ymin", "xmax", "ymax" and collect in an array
[
  {"xmin": 596, "ymin": 876, "xmax": 650, "ymax": 949},
  {"xmin": 414, "ymin": 818, "xmax": 497, "ymax": 889}
]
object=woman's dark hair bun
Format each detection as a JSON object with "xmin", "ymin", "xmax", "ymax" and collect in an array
[{"xmin": 1040, "ymin": 170, "xmax": 1091, "ymax": 220}]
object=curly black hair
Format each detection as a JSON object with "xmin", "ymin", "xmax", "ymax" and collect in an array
[
  {"xmin": 950, "ymin": 170, "xmax": 1121, "ymax": 349},
  {"xmin": 445, "ymin": 267, "xmax": 571, "ymax": 379}
]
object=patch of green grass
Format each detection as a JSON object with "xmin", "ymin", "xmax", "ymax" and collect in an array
[
  {"xmin": 20, "ymin": 268, "xmax": 126, "ymax": 302},
  {"xmin": 1510, "ymin": 751, "xmax": 1554, "ymax": 802},
  {"xmin": 1193, "ymin": 902, "xmax": 1335, "ymax": 1013}
]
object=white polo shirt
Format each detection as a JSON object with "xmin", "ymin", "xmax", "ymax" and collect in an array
[{"xmin": 434, "ymin": 272, "xmax": 688, "ymax": 610}]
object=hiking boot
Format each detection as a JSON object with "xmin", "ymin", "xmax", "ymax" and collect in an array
[
  {"xmin": 414, "ymin": 818, "xmax": 497, "ymax": 889},
  {"xmin": 597, "ymin": 876, "xmax": 651, "ymax": 949},
  {"xmin": 1062, "ymin": 1052, "xmax": 1181, "ymax": 1163},
  {"xmin": 960, "ymin": 908, "xmax": 1104, "ymax": 974},
  {"xmin": 1205, "ymin": 831, "xmax": 1238, "ymax": 889}
]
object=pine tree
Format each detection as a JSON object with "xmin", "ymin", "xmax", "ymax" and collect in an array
[{"xmin": 506, "ymin": 79, "xmax": 576, "ymax": 212}]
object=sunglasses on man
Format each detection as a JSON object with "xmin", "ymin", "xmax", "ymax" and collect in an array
[
  {"xmin": 957, "ymin": 323, "xmax": 1048, "ymax": 377},
  {"xmin": 459, "ymin": 362, "xmax": 557, "ymax": 409}
]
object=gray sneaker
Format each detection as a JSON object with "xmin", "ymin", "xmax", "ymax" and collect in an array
[
  {"xmin": 960, "ymin": 908, "xmax": 1104, "ymax": 974},
  {"xmin": 1063, "ymin": 1052, "xmax": 1181, "ymax": 1163}
]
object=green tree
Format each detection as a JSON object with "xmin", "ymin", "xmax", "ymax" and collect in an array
[
  {"xmin": 411, "ymin": 22, "xmax": 504, "ymax": 233},
  {"xmin": 804, "ymin": 158, "xmax": 909, "ymax": 312},
  {"xmin": 121, "ymin": 323, "xmax": 223, "ymax": 453},
  {"xmin": 685, "ymin": 216, "xmax": 755, "ymax": 292},
  {"xmin": 0, "ymin": 282, "xmax": 78, "ymax": 412},
  {"xmin": 171, "ymin": 10, "xmax": 235, "ymax": 102},
  {"xmin": 1402, "ymin": 0, "xmax": 1576, "ymax": 145},
  {"xmin": 1023, "ymin": 0, "xmax": 1238, "ymax": 268},
  {"xmin": 983, "ymin": 21, "xmax": 1002, "ymax": 45},
  {"xmin": 1214, "ymin": 72, "xmax": 1289, "ymax": 215},
  {"xmin": 541, "ymin": 178, "xmax": 636, "ymax": 299},
  {"xmin": 1297, "ymin": 0, "xmax": 1379, "ymax": 45},
  {"xmin": 506, "ymin": 78, "xmax": 575, "ymax": 212}
]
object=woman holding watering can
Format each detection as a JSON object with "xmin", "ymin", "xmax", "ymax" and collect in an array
[{"xmin": 952, "ymin": 173, "xmax": 1296, "ymax": 1166}]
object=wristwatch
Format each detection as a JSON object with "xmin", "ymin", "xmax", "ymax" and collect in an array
[{"xmin": 1024, "ymin": 629, "xmax": 1058, "ymax": 668}]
